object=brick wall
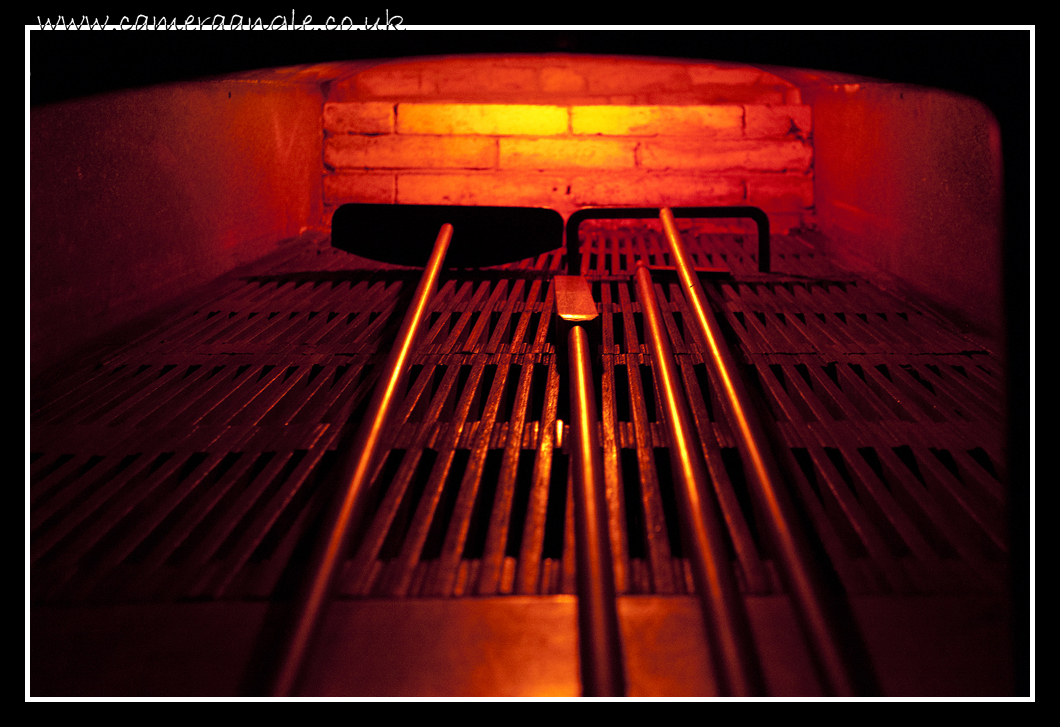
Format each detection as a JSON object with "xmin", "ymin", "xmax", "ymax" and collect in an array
[{"xmin": 321, "ymin": 56, "xmax": 813, "ymax": 232}]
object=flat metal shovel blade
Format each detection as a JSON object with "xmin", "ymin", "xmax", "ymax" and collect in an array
[{"xmin": 331, "ymin": 203, "xmax": 565, "ymax": 268}]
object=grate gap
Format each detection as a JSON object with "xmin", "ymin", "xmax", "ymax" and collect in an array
[
  {"xmin": 488, "ymin": 311, "xmax": 502, "ymax": 342},
  {"xmin": 742, "ymin": 364, "xmax": 783, "ymax": 422},
  {"xmin": 901, "ymin": 365, "xmax": 936, "ymax": 394},
  {"xmin": 128, "ymin": 453, "xmax": 240, "ymax": 564},
  {"xmin": 639, "ymin": 364, "xmax": 658, "ymax": 423},
  {"xmin": 621, "ymin": 448, "xmax": 646, "ymax": 559},
  {"xmin": 405, "ymin": 365, "xmax": 424, "ymax": 398},
  {"xmin": 306, "ymin": 364, "xmax": 325, "ymax": 386},
  {"xmin": 505, "ymin": 451, "xmax": 536, "ymax": 558},
  {"xmin": 857, "ymin": 447, "xmax": 892, "ymax": 494},
  {"xmin": 82, "ymin": 452, "xmax": 196, "ymax": 569},
  {"xmin": 166, "ymin": 452, "xmax": 275, "ymax": 566},
  {"xmin": 472, "ymin": 365, "xmax": 497, "ymax": 422},
  {"xmin": 34, "ymin": 454, "xmax": 137, "ymax": 528},
  {"xmin": 530, "ymin": 364, "xmax": 549, "ymax": 423},
  {"xmin": 214, "ymin": 451, "xmax": 308, "ymax": 562},
  {"xmin": 541, "ymin": 451, "xmax": 568, "ymax": 560},
  {"xmin": 379, "ymin": 450, "xmax": 435, "ymax": 561},
  {"xmin": 500, "ymin": 364, "xmax": 522, "ymax": 422},
  {"xmin": 892, "ymin": 445, "xmax": 927, "ymax": 487},
  {"xmin": 633, "ymin": 312, "xmax": 645, "ymax": 347},
  {"xmin": 692, "ymin": 363, "xmax": 714, "ymax": 421},
  {"xmin": 525, "ymin": 312, "xmax": 543, "ymax": 346},
  {"xmin": 422, "ymin": 449, "xmax": 469, "ymax": 560},
  {"xmin": 614, "ymin": 364, "xmax": 631, "ymax": 422},
  {"xmin": 31, "ymin": 453, "xmax": 87, "ymax": 489},
  {"xmin": 722, "ymin": 447, "xmax": 763, "ymax": 552},
  {"xmin": 824, "ymin": 448, "xmax": 860, "ymax": 503},
  {"xmin": 791, "ymin": 447, "xmax": 823, "ymax": 503},
  {"xmin": 463, "ymin": 449, "xmax": 504, "ymax": 559},
  {"xmin": 331, "ymin": 363, "xmax": 352, "ymax": 388},
  {"xmin": 672, "ymin": 311, "xmax": 686, "ymax": 345},
  {"xmin": 769, "ymin": 364, "xmax": 788, "ymax": 393},
  {"xmin": 612, "ymin": 313, "xmax": 626, "ymax": 351},
  {"xmin": 654, "ymin": 448, "xmax": 683, "ymax": 559},
  {"xmin": 822, "ymin": 361, "xmax": 841, "ymax": 388},
  {"xmin": 930, "ymin": 448, "xmax": 963, "ymax": 484},
  {"xmin": 967, "ymin": 447, "xmax": 1001, "ymax": 481},
  {"xmin": 715, "ymin": 308, "xmax": 742, "ymax": 346}
]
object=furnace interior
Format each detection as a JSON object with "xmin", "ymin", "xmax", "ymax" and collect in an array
[{"xmin": 30, "ymin": 54, "xmax": 1015, "ymax": 697}]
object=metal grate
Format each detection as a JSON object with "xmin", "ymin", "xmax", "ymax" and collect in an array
[
  {"xmin": 31, "ymin": 220, "xmax": 1010, "ymax": 696},
  {"xmin": 31, "ymin": 223, "xmax": 1006, "ymax": 608}
]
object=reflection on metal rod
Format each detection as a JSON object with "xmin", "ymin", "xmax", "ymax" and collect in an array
[
  {"xmin": 658, "ymin": 207, "xmax": 859, "ymax": 696},
  {"xmin": 270, "ymin": 223, "xmax": 454, "ymax": 697},
  {"xmin": 634, "ymin": 264, "xmax": 764, "ymax": 697},
  {"xmin": 568, "ymin": 324, "xmax": 626, "ymax": 697}
]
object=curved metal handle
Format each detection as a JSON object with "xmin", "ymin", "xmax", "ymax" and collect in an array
[{"xmin": 565, "ymin": 206, "xmax": 770, "ymax": 275}]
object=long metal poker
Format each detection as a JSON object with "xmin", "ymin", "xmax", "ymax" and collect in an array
[
  {"xmin": 270, "ymin": 223, "xmax": 453, "ymax": 697},
  {"xmin": 658, "ymin": 207, "xmax": 860, "ymax": 696},
  {"xmin": 557, "ymin": 275, "xmax": 626, "ymax": 697},
  {"xmin": 634, "ymin": 263, "xmax": 764, "ymax": 696}
]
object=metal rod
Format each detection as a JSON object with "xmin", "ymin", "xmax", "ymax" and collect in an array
[
  {"xmin": 634, "ymin": 264, "xmax": 764, "ymax": 697},
  {"xmin": 658, "ymin": 207, "xmax": 860, "ymax": 696},
  {"xmin": 270, "ymin": 223, "xmax": 453, "ymax": 697},
  {"xmin": 568, "ymin": 323, "xmax": 626, "ymax": 697}
]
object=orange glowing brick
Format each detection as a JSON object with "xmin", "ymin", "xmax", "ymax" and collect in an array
[
  {"xmin": 324, "ymin": 103, "xmax": 395, "ymax": 135},
  {"xmin": 640, "ymin": 139, "xmax": 812, "ymax": 173},
  {"xmin": 397, "ymin": 104, "xmax": 568, "ymax": 136},
  {"xmin": 326, "ymin": 135, "xmax": 496, "ymax": 170},
  {"xmin": 499, "ymin": 138, "xmax": 637, "ymax": 170},
  {"xmin": 571, "ymin": 105, "xmax": 744, "ymax": 137},
  {"xmin": 324, "ymin": 172, "xmax": 395, "ymax": 205},
  {"xmin": 540, "ymin": 66, "xmax": 587, "ymax": 94},
  {"xmin": 569, "ymin": 174, "xmax": 744, "ymax": 208},
  {"xmin": 396, "ymin": 172, "xmax": 571, "ymax": 208}
]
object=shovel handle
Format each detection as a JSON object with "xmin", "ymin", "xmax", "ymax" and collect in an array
[{"xmin": 270, "ymin": 223, "xmax": 453, "ymax": 697}]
